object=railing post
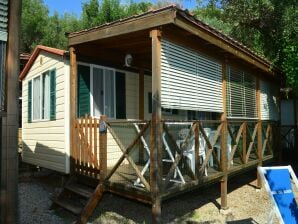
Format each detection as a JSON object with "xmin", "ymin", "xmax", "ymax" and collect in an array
[
  {"xmin": 257, "ymin": 120, "xmax": 263, "ymax": 188},
  {"xmin": 242, "ymin": 122, "xmax": 247, "ymax": 163},
  {"xmin": 194, "ymin": 122, "xmax": 200, "ymax": 176},
  {"xmin": 70, "ymin": 47, "xmax": 77, "ymax": 175},
  {"xmin": 220, "ymin": 120, "xmax": 228, "ymax": 210},
  {"xmin": 150, "ymin": 29, "xmax": 163, "ymax": 223},
  {"xmin": 220, "ymin": 61, "xmax": 228, "ymax": 210},
  {"xmin": 99, "ymin": 115, "xmax": 108, "ymax": 182}
]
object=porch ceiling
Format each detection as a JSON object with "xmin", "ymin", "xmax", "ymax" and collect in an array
[{"xmin": 75, "ymin": 29, "xmax": 152, "ymax": 71}]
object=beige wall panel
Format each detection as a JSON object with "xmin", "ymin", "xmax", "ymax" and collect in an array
[{"xmin": 22, "ymin": 52, "xmax": 68, "ymax": 173}]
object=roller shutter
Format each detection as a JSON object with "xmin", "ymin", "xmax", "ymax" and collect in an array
[
  {"xmin": 160, "ymin": 39, "xmax": 223, "ymax": 113},
  {"xmin": 226, "ymin": 66, "xmax": 257, "ymax": 119}
]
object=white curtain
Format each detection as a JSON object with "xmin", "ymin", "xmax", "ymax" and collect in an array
[{"xmin": 33, "ymin": 76, "xmax": 41, "ymax": 120}]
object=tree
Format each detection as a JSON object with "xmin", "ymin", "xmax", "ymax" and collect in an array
[
  {"xmin": 21, "ymin": 0, "xmax": 49, "ymax": 52},
  {"xmin": 82, "ymin": 0, "xmax": 100, "ymax": 28},
  {"xmin": 193, "ymin": 0, "xmax": 298, "ymax": 94},
  {"xmin": 21, "ymin": 0, "xmax": 82, "ymax": 51}
]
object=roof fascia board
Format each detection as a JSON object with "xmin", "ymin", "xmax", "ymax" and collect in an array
[
  {"xmin": 19, "ymin": 46, "xmax": 66, "ymax": 80},
  {"xmin": 68, "ymin": 9, "xmax": 175, "ymax": 46},
  {"xmin": 174, "ymin": 15, "xmax": 275, "ymax": 75}
]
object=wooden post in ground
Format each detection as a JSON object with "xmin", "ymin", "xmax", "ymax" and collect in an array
[
  {"xmin": 256, "ymin": 78, "xmax": 263, "ymax": 188},
  {"xmin": 70, "ymin": 47, "xmax": 77, "ymax": 175},
  {"xmin": 150, "ymin": 29, "xmax": 163, "ymax": 223},
  {"xmin": 220, "ymin": 62, "xmax": 228, "ymax": 210}
]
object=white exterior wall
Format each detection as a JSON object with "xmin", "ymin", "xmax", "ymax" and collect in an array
[{"xmin": 22, "ymin": 52, "xmax": 69, "ymax": 173}]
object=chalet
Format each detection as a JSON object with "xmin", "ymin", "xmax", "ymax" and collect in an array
[{"xmin": 20, "ymin": 5, "xmax": 281, "ymax": 223}]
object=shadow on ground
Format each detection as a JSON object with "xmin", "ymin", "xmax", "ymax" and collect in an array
[{"xmin": 89, "ymin": 169, "xmax": 259, "ymax": 223}]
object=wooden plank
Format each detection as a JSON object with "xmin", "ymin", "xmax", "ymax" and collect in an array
[
  {"xmin": 150, "ymin": 29, "xmax": 163, "ymax": 223},
  {"xmin": 84, "ymin": 115, "xmax": 88, "ymax": 167},
  {"xmin": 242, "ymin": 122, "xmax": 247, "ymax": 164},
  {"xmin": 194, "ymin": 121, "xmax": 199, "ymax": 176},
  {"xmin": 69, "ymin": 10, "xmax": 174, "ymax": 46},
  {"xmin": 106, "ymin": 123, "xmax": 151, "ymax": 190},
  {"xmin": 89, "ymin": 116, "xmax": 93, "ymax": 168},
  {"xmin": 163, "ymin": 123, "xmax": 197, "ymax": 189},
  {"xmin": 94, "ymin": 118, "xmax": 98, "ymax": 169},
  {"xmin": 78, "ymin": 183, "xmax": 105, "ymax": 224},
  {"xmin": 228, "ymin": 123, "xmax": 244, "ymax": 164},
  {"xmin": 198, "ymin": 123, "xmax": 222, "ymax": 173},
  {"xmin": 245, "ymin": 123, "xmax": 258, "ymax": 163},
  {"xmin": 99, "ymin": 116, "xmax": 107, "ymax": 181},
  {"xmin": 70, "ymin": 47, "xmax": 77, "ymax": 174}
]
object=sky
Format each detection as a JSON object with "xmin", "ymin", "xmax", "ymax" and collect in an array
[{"xmin": 43, "ymin": 0, "xmax": 198, "ymax": 17}]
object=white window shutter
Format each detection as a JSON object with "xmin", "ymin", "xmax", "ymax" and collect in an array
[{"xmin": 160, "ymin": 39, "xmax": 223, "ymax": 113}]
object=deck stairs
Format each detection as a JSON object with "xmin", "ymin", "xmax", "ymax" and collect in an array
[{"xmin": 52, "ymin": 174, "xmax": 105, "ymax": 223}]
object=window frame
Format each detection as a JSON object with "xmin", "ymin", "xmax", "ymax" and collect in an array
[
  {"xmin": 30, "ymin": 71, "xmax": 51, "ymax": 122},
  {"xmin": 78, "ymin": 62, "xmax": 117, "ymax": 119}
]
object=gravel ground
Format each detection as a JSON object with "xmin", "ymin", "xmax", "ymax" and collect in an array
[{"xmin": 19, "ymin": 166, "xmax": 297, "ymax": 224}]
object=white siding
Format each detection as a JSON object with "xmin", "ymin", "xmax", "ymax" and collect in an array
[
  {"xmin": 22, "ymin": 52, "xmax": 68, "ymax": 173},
  {"xmin": 260, "ymin": 80, "xmax": 279, "ymax": 121},
  {"xmin": 125, "ymin": 71, "xmax": 139, "ymax": 119},
  {"xmin": 160, "ymin": 39, "xmax": 223, "ymax": 113}
]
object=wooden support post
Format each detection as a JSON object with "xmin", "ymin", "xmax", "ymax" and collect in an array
[
  {"xmin": 220, "ymin": 62, "xmax": 228, "ymax": 210},
  {"xmin": 242, "ymin": 122, "xmax": 247, "ymax": 163},
  {"xmin": 70, "ymin": 47, "xmax": 77, "ymax": 175},
  {"xmin": 194, "ymin": 122, "xmax": 199, "ymax": 176},
  {"xmin": 99, "ymin": 115, "xmax": 108, "ymax": 181},
  {"xmin": 150, "ymin": 29, "xmax": 162, "ymax": 223},
  {"xmin": 0, "ymin": 1, "xmax": 21, "ymax": 222},
  {"xmin": 256, "ymin": 78, "xmax": 263, "ymax": 188}
]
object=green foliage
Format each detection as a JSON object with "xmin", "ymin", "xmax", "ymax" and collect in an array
[
  {"xmin": 21, "ymin": 0, "xmax": 153, "ymax": 50},
  {"xmin": 21, "ymin": 0, "xmax": 49, "ymax": 52},
  {"xmin": 193, "ymin": 0, "xmax": 298, "ymax": 95},
  {"xmin": 21, "ymin": 0, "xmax": 81, "ymax": 51}
]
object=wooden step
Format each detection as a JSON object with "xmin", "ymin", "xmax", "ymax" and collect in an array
[
  {"xmin": 75, "ymin": 174, "xmax": 99, "ymax": 188},
  {"xmin": 53, "ymin": 197, "xmax": 82, "ymax": 215},
  {"xmin": 65, "ymin": 182, "xmax": 94, "ymax": 198}
]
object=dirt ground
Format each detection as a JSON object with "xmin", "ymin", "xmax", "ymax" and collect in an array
[{"xmin": 20, "ymin": 165, "xmax": 295, "ymax": 224}]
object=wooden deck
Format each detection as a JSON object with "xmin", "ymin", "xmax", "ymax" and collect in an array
[{"xmin": 104, "ymin": 154, "xmax": 274, "ymax": 203}]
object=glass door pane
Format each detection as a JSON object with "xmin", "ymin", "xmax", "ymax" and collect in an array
[
  {"xmin": 104, "ymin": 69, "xmax": 115, "ymax": 118},
  {"xmin": 93, "ymin": 67, "xmax": 104, "ymax": 117}
]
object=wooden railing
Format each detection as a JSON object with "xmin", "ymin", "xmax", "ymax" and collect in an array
[
  {"xmin": 71, "ymin": 117, "xmax": 277, "ymax": 189},
  {"xmin": 72, "ymin": 115, "xmax": 107, "ymax": 178}
]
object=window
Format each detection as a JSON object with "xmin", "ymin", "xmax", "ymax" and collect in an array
[
  {"xmin": 226, "ymin": 66, "xmax": 257, "ymax": 119},
  {"xmin": 28, "ymin": 69, "xmax": 56, "ymax": 122},
  {"xmin": 92, "ymin": 66, "xmax": 115, "ymax": 118},
  {"xmin": 77, "ymin": 64, "xmax": 126, "ymax": 119},
  {"xmin": 260, "ymin": 80, "xmax": 279, "ymax": 121},
  {"xmin": 160, "ymin": 40, "xmax": 223, "ymax": 113}
]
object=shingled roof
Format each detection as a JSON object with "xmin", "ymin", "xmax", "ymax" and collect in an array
[{"xmin": 68, "ymin": 5, "xmax": 279, "ymax": 75}]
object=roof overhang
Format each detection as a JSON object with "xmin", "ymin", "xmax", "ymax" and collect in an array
[
  {"xmin": 19, "ymin": 45, "xmax": 67, "ymax": 81},
  {"xmin": 68, "ymin": 5, "xmax": 281, "ymax": 77}
]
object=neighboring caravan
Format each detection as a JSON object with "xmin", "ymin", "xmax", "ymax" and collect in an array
[{"xmin": 20, "ymin": 5, "xmax": 282, "ymax": 222}]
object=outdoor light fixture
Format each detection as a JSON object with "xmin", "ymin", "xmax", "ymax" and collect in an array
[
  {"xmin": 124, "ymin": 54, "xmax": 133, "ymax": 67},
  {"xmin": 280, "ymin": 87, "xmax": 293, "ymax": 99}
]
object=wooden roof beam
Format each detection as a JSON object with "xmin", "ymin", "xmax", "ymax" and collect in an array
[{"xmin": 68, "ymin": 9, "xmax": 175, "ymax": 46}]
